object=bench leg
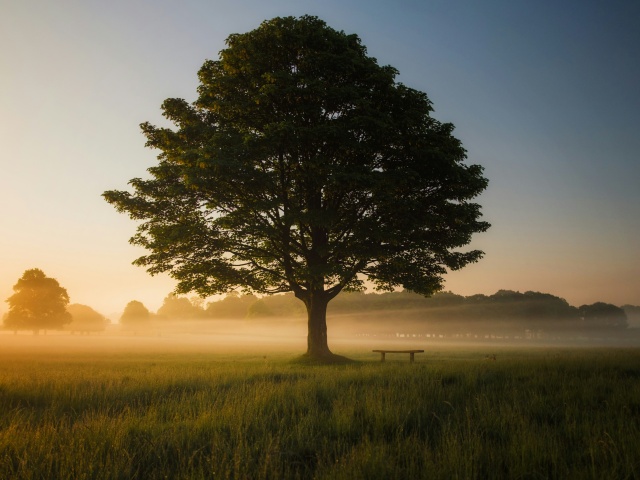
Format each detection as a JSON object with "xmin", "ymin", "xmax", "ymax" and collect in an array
[
  {"xmin": 380, "ymin": 352, "xmax": 385, "ymax": 362},
  {"xmin": 410, "ymin": 352, "xmax": 415, "ymax": 363}
]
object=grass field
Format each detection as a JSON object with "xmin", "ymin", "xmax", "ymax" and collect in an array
[{"xmin": 0, "ymin": 333, "xmax": 638, "ymax": 479}]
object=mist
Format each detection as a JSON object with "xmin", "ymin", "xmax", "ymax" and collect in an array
[
  {"xmin": 3, "ymin": 289, "xmax": 638, "ymax": 356},
  {"xmin": 2, "ymin": 314, "xmax": 637, "ymax": 363}
]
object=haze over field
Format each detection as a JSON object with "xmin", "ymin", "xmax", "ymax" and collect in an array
[
  {"xmin": 7, "ymin": 289, "xmax": 637, "ymax": 351},
  {"xmin": 1, "ymin": 1, "xmax": 639, "ymax": 316}
]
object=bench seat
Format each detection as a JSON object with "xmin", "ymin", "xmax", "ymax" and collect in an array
[{"xmin": 372, "ymin": 349, "xmax": 424, "ymax": 362}]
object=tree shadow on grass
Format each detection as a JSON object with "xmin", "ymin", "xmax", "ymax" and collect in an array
[{"xmin": 290, "ymin": 352, "xmax": 358, "ymax": 366}]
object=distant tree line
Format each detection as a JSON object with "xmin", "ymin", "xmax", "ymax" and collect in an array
[
  {"xmin": 127, "ymin": 289, "xmax": 634, "ymax": 333},
  {"xmin": 329, "ymin": 290, "xmax": 631, "ymax": 332},
  {"xmin": 3, "ymin": 268, "xmax": 637, "ymax": 335},
  {"xmin": 150, "ymin": 292, "xmax": 305, "ymax": 321}
]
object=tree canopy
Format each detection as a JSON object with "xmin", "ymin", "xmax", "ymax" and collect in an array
[
  {"xmin": 4, "ymin": 269, "xmax": 71, "ymax": 334},
  {"xmin": 104, "ymin": 15, "xmax": 489, "ymax": 360},
  {"xmin": 120, "ymin": 300, "xmax": 151, "ymax": 326},
  {"xmin": 579, "ymin": 302, "xmax": 628, "ymax": 329},
  {"xmin": 157, "ymin": 293, "xmax": 205, "ymax": 320}
]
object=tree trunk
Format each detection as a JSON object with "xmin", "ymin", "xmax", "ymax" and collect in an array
[
  {"xmin": 294, "ymin": 288, "xmax": 351, "ymax": 364},
  {"xmin": 305, "ymin": 293, "xmax": 332, "ymax": 357}
]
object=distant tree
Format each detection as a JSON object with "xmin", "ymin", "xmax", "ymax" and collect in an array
[
  {"xmin": 425, "ymin": 291, "xmax": 466, "ymax": 308},
  {"xmin": 157, "ymin": 293, "xmax": 204, "ymax": 320},
  {"xmin": 4, "ymin": 269, "xmax": 71, "ymax": 334},
  {"xmin": 120, "ymin": 300, "xmax": 151, "ymax": 326},
  {"xmin": 521, "ymin": 292, "xmax": 578, "ymax": 320},
  {"xmin": 189, "ymin": 296, "xmax": 206, "ymax": 310},
  {"xmin": 465, "ymin": 294, "xmax": 489, "ymax": 303},
  {"xmin": 460, "ymin": 290, "xmax": 578, "ymax": 322},
  {"xmin": 206, "ymin": 293, "xmax": 258, "ymax": 319},
  {"xmin": 103, "ymin": 15, "xmax": 489, "ymax": 361},
  {"xmin": 246, "ymin": 299, "xmax": 273, "ymax": 318},
  {"xmin": 579, "ymin": 303, "xmax": 628, "ymax": 329},
  {"xmin": 490, "ymin": 290, "xmax": 523, "ymax": 303},
  {"xmin": 67, "ymin": 304, "xmax": 108, "ymax": 333}
]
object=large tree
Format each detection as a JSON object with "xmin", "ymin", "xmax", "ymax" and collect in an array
[
  {"xmin": 4, "ymin": 269, "xmax": 72, "ymax": 334},
  {"xmin": 104, "ymin": 16, "xmax": 489, "ymax": 361}
]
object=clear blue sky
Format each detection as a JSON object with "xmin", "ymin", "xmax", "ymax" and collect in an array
[{"xmin": 1, "ymin": 0, "xmax": 639, "ymax": 316}]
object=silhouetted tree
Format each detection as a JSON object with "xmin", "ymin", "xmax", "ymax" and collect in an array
[
  {"xmin": 120, "ymin": 300, "xmax": 151, "ymax": 326},
  {"xmin": 67, "ymin": 304, "xmax": 108, "ymax": 333},
  {"xmin": 579, "ymin": 303, "xmax": 628, "ymax": 329},
  {"xmin": 4, "ymin": 269, "xmax": 71, "ymax": 334},
  {"xmin": 157, "ymin": 293, "xmax": 204, "ymax": 320},
  {"xmin": 103, "ymin": 16, "xmax": 489, "ymax": 361}
]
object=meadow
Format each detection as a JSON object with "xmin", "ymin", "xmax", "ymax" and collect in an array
[{"xmin": 0, "ymin": 333, "xmax": 638, "ymax": 479}]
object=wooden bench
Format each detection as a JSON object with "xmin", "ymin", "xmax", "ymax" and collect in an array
[{"xmin": 373, "ymin": 349, "xmax": 424, "ymax": 363}]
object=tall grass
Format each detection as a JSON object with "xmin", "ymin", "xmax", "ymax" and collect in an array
[{"xmin": 0, "ymin": 343, "xmax": 638, "ymax": 479}]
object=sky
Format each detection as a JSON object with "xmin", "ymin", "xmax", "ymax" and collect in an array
[{"xmin": 1, "ymin": 0, "xmax": 639, "ymax": 318}]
